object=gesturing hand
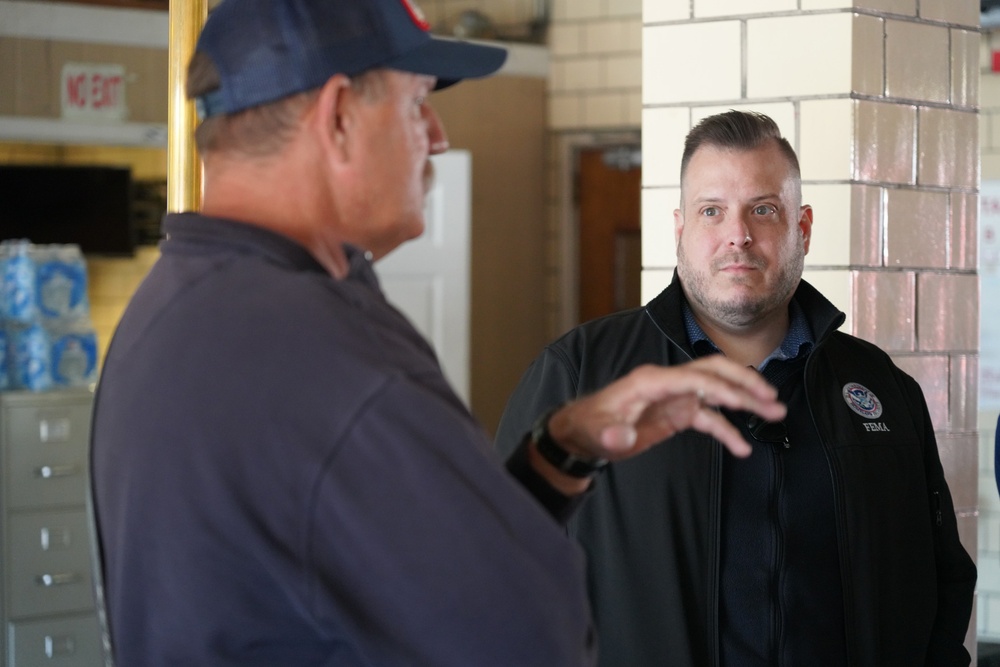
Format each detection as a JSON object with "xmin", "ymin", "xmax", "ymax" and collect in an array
[{"xmin": 548, "ymin": 356, "xmax": 786, "ymax": 464}]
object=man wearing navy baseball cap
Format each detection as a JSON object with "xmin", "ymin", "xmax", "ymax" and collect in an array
[{"xmin": 89, "ymin": 0, "xmax": 786, "ymax": 664}]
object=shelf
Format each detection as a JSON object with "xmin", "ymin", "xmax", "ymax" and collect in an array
[{"xmin": 0, "ymin": 117, "xmax": 167, "ymax": 147}]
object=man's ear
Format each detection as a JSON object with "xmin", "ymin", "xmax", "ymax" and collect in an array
[
  {"xmin": 310, "ymin": 74, "xmax": 354, "ymax": 164},
  {"xmin": 673, "ymin": 208, "xmax": 684, "ymax": 246},
  {"xmin": 799, "ymin": 204, "xmax": 813, "ymax": 255}
]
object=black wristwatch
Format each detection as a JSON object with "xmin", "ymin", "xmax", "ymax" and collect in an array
[{"xmin": 531, "ymin": 407, "xmax": 609, "ymax": 478}]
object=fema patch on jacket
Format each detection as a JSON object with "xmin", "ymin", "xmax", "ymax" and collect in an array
[
  {"xmin": 842, "ymin": 382, "xmax": 893, "ymax": 433},
  {"xmin": 842, "ymin": 382, "xmax": 882, "ymax": 418}
]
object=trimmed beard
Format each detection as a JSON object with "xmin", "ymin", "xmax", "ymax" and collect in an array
[{"xmin": 676, "ymin": 239, "xmax": 804, "ymax": 330}]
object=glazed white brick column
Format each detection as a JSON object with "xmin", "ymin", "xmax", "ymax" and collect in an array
[
  {"xmin": 799, "ymin": 98, "xmax": 855, "ymax": 182},
  {"xmin": 746, "ymin": 14, "xmax": 854, "ymax": 98},
  {"xmin": 641, "ymin": 187, "xmax": 679, "ymax": 269},
  {"xmin": 885, "ymin": 20, "xmax": 951, "ymax": 103},
  {"xmin": 801, "ymin": 183, "xmax": 852, "ymax": 266},
  {"xmin": 642, "ymin": 0, "xmax": 690, "ymax": 22},
  {"xmin": 696, "ymin": 0, "xmax": 796, "ymax": 18},
  {"xmin": 640, "ymin": 106, "xmax": 689, "ymax": 187},
  {"xmin": 643, "ymin": 22, "xmax": 741, "ymax": 105}
]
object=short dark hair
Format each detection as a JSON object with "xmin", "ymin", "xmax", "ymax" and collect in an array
[
  {"xmin": 185, "ymin": 52, "xmax": 387, "ymax": 157},
  {"xmin": 680, "ymin": 110, "xmax": 800, "ymax": 183}
]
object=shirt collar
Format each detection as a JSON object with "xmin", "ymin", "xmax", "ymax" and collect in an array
[{"xmin": 682, "ymin": 298, "xmax": 814, "ymax": 371}]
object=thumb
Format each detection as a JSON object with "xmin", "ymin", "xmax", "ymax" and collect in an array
[{"xmin": 600, "ymin": 423, "xmax": 638, "ymax": 452}]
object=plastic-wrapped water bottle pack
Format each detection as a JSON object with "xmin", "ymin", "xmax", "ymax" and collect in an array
[{"xmin": 0, "ymin": 240, "xmax": 99, "ymax": 392}]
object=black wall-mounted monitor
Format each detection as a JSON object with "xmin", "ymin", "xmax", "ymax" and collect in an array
[{"xmin": 0, "ymin": 165, "xmax": 135, "ymax": 256}]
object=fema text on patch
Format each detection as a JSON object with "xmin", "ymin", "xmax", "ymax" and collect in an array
[{"xmin": 862, "ymin": 422, "xmax": 890, "ymax": 432}]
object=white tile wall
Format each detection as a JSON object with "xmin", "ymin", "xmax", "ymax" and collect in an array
[
  {"xmin": 917, "ymin": 107, "xmax": 978, "ymax": 189},
  {"xmin": 850, "ymin": 184, "xmax": 884, "ymax": 267},
  {"xmin": 559, "ymin": 58, "xmax": 603, "ymax": 91},
  {"xmin": 642, "ymin": 0, "xmax": 691, "ymax": 23},
  {"xmin": 548, "ymin": 0, "xmax": 641, "ymax": 131},
  {"xmin": 798, "ymin": 98, "xmax": 855, "ymax": 182},
  {"xmin": 641, "ymin": 268, "xmax": 674, "ymax": 303},
  {"xmin": 583, "ymin": 19, "xmax": 637, "ymax": 53},
  {"xmin": 548, "ymin": 94, "xmax": 584, "ymax": 129},
  {"xmin": 641, "ymin": 187, "xmax": 680, "ymax": 268},
  {"xmin": 952, "ymin": 29, "xmax": 979, "ymax": 109},
  {"xmin": 556, "ymin": 0, "xmax": 602, "ymax": 21},
  {"xmin": 603, "ymin": 55, "xmax": 643, "ymax": 90},
  {"xmin": 852, "ymin": 14, "xmax": 885, "ymax": 97},
  {"xmin": 583, "ymin": 92, "xmax": 630, "ymax": 128},
  {"xmin": 625, "ymin": 91, "xmax": 642, "ymax": 125},
  {"xmin": 950, "ymin": 191, "xmax": 977, "ymax": 271},
  {"xmin": 884, "ymin": 188, "xmax": 949, "ymax": 268},
  {"xmin": 885, "ymin": 19, "xmax": 950, "ymax": 103},
  {"xmin": 854, "ymin": 100, "xmax": 917, "ymax": 184},
  {"xmin": 799, "ymin": 0, "xmax": 851, "ymax": 8},
  {"xmin": 801, "ymin": 184, "xmax": 852, "ymax": 267},
  {"xmin": 920, "ymin": 0, "xmax": 980, "ymax": 28},
  {"xmin": 641, "ymin": 106, "xmax": 690, "ymax": 187},
  {"xmin": 608, "ymin": 0, "xmax": 643, "ymax": 19},
  {"xmin": 643, "ymin": 22, "xmax": 742, "ymax": 104},
  {"xmin": 549, "ymin": 23, "xmax": 583, "ymax": 56},
  {"xmin": 860, "ymin": 0, "xmax": 916, "ymax": 15},
  {"xmin": 802, "ymin": 269, "xmax": 853, "ymax": 332},
  {"xmin": 746, "ymin": 14, "xmax": 854, "ymax": 98},
  {"xmin": 695, "ymin": 0, "xmax": 796, "ymax": 19}
]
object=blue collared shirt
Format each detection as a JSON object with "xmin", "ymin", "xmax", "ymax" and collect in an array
[{"xmin": 682, "ymin": 299, "xmax": 814, "ymax": 371}]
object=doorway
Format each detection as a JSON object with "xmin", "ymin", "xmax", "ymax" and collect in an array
[{"xmin": 576, "ymin": 144, "xmax": 642, "ymax": 324}]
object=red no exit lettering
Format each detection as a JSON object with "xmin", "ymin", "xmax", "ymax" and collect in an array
[
  {"xmin": 64, "ymin": 72, "xmax": 122, "ymax": 110},
  {"xmin": 61, "ymin": 63, "xmax": 126, "ymax": 120},
  {"xmin": 65, "ymin": 74, "xmax": 86, "ymax": 108},
  {"xmin": 90, "ymin": 73, "xmax": 123, "ymax": 109}
]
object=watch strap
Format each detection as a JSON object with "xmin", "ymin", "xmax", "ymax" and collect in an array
[{"xmin": 531, "ymin": 407, "xmax": 608, "ymax": 478}]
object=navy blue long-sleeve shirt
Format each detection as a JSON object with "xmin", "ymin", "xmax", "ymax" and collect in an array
[{"xmin": 91, "ymin": 213, "xmax": 596, "ymax": 666}]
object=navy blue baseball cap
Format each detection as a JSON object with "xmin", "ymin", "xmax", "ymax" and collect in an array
[{"xmin": 193, "ymin": 0, "xmax": 508, "ymax": 118}]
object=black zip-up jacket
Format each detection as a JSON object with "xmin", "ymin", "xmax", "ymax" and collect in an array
[{"xmin": 495, "ymin": 276, "xmax": 976, "ymax": 667}]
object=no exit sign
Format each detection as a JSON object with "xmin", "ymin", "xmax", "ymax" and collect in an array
[{"xmin": 60, "ymin": 62, "xmax": 127, "ymax": 122}]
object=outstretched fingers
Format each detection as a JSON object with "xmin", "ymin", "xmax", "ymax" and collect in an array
[
  {"xmin": 689, "ymin": 402, "xmax": 754, "ymax": 458},
  {"xmin": 636, "ymin": 358, "xmax": 785, "ymax": 422},
  {"xmin": 594, "ymin": 360, "xmax": 785, "ymax": 458}
]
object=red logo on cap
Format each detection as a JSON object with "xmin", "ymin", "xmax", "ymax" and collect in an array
[{"xmin": 400, "ymin": 0, "xmax": 430, "ymax": 31}]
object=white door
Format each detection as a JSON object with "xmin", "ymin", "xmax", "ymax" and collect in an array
[{"xmin": 375, "ymin": 150, "xmax": 471, "ymax": 405}]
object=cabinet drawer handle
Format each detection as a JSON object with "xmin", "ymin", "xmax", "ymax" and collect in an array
[
  {"xmin": 35, "ymin": 464, "xmax": 80, "ymax": 479},
  {"xmin": 36, "ymin": 572, "xmax": 80, "ymax": 587}
]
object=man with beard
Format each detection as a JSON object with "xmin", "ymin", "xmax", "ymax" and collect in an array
[{"xmin": 495, "ymin": 110, "xmax": 976, "ymax": 666}]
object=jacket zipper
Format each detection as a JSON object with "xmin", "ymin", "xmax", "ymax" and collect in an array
[
  {"xmin": 772, "ymin": 440, "xmax": 786, "ymax": 664},
  {"xmin": 802, "ymin": 336, "xmax": 858, "ymax": 666},
  {"xmin": 654, "ymin": 322, "xmax": 727, "ymax": 667}
]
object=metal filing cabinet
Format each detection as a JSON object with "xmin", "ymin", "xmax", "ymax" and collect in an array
[{"xmin": 0, "ymin": 390, "xmax": 102, "ymax": 666}]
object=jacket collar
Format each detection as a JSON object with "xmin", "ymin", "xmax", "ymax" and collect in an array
[{"xmin": 644, "ymin": 270, "xmax": 846, "ymax": 356}]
